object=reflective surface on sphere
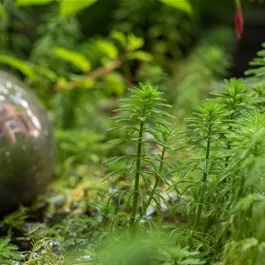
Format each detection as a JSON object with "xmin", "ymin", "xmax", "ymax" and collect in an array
[{"xmin": 0, "ymin": 71, "xmax": 55, "ymax": 215}]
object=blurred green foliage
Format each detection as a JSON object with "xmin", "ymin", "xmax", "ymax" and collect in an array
[
  {"xmin": 0, "ymin": 0, "xmax": 236, "ymax": 181},
  {"xmin": 3, "ymin": 0, "xmax": 264, "ymax": 265}
]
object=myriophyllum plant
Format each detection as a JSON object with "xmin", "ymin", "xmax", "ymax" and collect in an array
[
  {"xmin": 185, "ymin": 99, "xmax": 228, "ymax": 244},
  {"xmin": 144, "ymin": 124, "xmax": 175, "ymax": 214},
  {"xmin": 104, "ymin": 83, "xmax": 174, "ymax": 231}
]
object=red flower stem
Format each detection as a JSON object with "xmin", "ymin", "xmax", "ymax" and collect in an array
[{"xmin": 235, "ymin": 0, "xmax": 241, "ymax": 8}]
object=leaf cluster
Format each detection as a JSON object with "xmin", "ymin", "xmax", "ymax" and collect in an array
[{"xmin": 104, "ymin": 83, "xmax": 175, "ymax": 226}]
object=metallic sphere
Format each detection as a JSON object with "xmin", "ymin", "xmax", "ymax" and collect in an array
[{"xmin": 0, "ymin": 71, "xmax": 55, "ymax": 215}]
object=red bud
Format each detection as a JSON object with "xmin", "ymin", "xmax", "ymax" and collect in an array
[{"xmin": 235, "ymin": 7, "xmax": 244, "ymax": 39}]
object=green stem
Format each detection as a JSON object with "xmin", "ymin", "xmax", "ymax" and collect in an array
[
  {"xmin": 189, "ymin": 128, "xmax": 211, "ymax": 245},
  {"xmin": 251, "ymin": 223, "xmax": 265, "ymax": 265},
  {"xmin": 236, "ymin": 173, "xmax": 245, "ymax": 201},
  {"xmin": 145, "ymin": 146, "xmax": 166, "ymax": 213},
  {"xmin": 234, "ymin": 0, "xmax": 241, "ymax": 8},
  {"xmin": 130, "ymin": 122, "xmax": 144, "ymax": 229},
  {"xmin": 194, "ymin": 138, "xmax": 211, "ymax": 228}
]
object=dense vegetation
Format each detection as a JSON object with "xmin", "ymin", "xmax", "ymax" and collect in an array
[{"xmin": 1, "ymin": 0, "xmax": 265, "ymax": 264}]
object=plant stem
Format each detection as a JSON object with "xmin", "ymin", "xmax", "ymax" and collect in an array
[
  {"xmin": 130, "ymin": 122, "xmax": 144, "ymax": 229},
  {"xmin": 145, "ymin": 146, "xmax": 166, "ymax": 213},
  {"xmin": 250, "ymin": 222, "xmax": 265, "ymax": 265},
  {"xmin": 236, "ymin": 173, "xmax": 245, "ymax": 201},
  {"xmin": 56, "ymin": 56, "xmax": 125, "ymax": 90},
  {"xmin": 189, "ymin": 127, "xmax": 211, "ymax": 245},
  {"xmin": 234, "ymin": 0, "xmax": 241, "ymax": 8},
  {"xmin": 194, "ymin": 137, "xmax": 211, "ymax": 228}
]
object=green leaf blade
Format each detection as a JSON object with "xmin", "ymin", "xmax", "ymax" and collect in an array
[
  {"xmin": 159, "ymin": 0, "xmax": 193, "ymax": 14},
  {"xmin": 54, "ymin": 47, "xmax": 91, "ymax": 72},
  {"xmin": 15, "ymin": 0, "xmax": 54, "ymax": 7},
  {"xmin": 0, "ymin": 55, "xmax": 35, "ymax": 79},
  {"xmin": 60, "ymin": 0, "xmax": 97, "ymax": 17}
]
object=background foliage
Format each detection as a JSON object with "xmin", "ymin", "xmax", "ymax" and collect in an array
[{"xmin": 1, "ymin": 0, "xmax": 265, "ymax": 265}]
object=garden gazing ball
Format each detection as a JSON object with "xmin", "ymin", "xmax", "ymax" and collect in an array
[{"xmin": 0, "ymin": 71, "xmax": 55, "ymax": 215}]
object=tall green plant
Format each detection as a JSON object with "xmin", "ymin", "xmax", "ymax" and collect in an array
[
  {"xmin": 171, "ymin": 26, "xmax": 235, "ymax": 126},
  {"xmin": 184, "ymin": 100, "xmax": 228, "ymax": 245},
  {"xmin": 220, "ymin": 110, "xmax": 265, "ymax": 265},
  {"xmin": 104, "ymin": 83, "xmax": 174, "ymax": 230},
  {"xmin": 171, "ymin": 63, "xmax": 265, "ymax": 261}
]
